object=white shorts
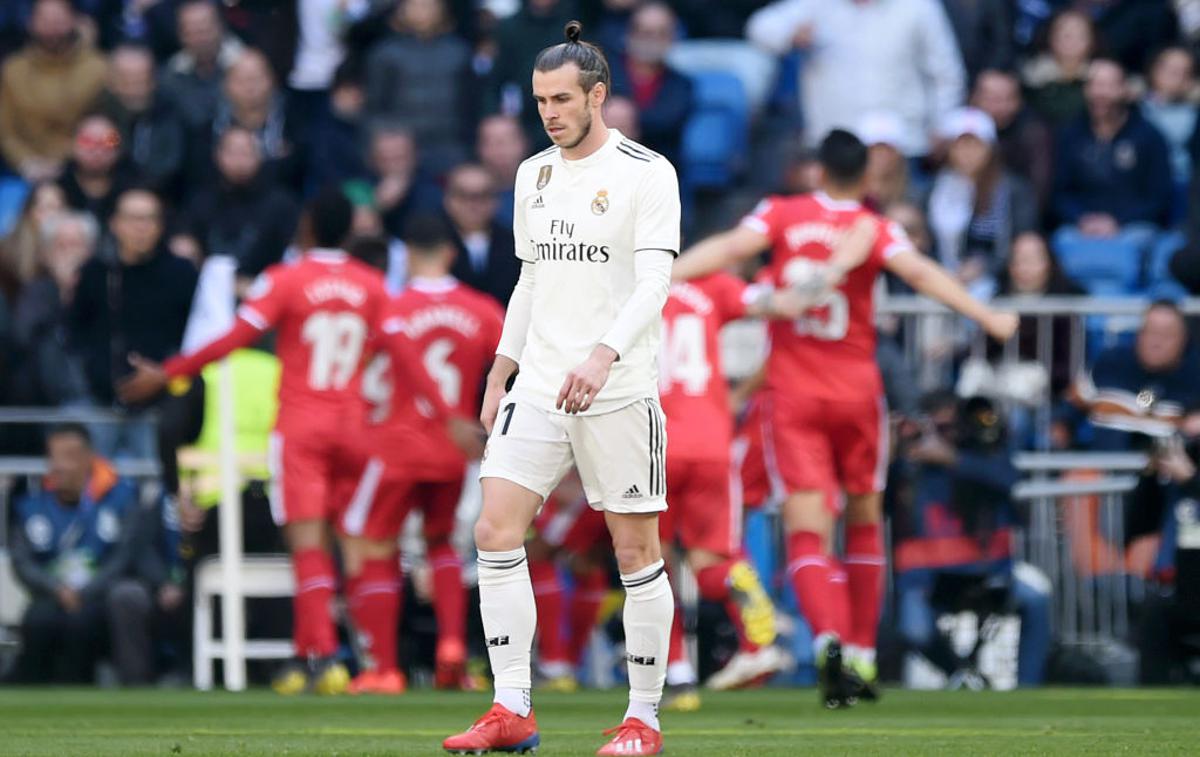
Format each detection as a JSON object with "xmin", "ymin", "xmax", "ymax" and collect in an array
[{"xmin": 479, "ymin": 393, "xmax": 668, "ymax": 514}]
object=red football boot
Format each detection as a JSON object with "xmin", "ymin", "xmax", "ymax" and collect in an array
[
  {"xmin": 595, "ymin": 718, "xmax": 663, "ymax": 756},
  {"xmin": 443, "ymin": 703, "xmax": 540, "ymax": 755}
]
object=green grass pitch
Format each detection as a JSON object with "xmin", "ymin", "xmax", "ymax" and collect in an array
[{"xmin": 1, "ymin": 687, "xmax": 1196, "ymax": 756}]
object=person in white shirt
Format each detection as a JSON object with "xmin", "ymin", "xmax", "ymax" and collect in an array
[
  {"xmin": 746, "ymin": 0, "xmax": 966, "ymax": 158},
  {"xmin": 443, "ymin": 20, "xmax": 678, "ymax": 757}
]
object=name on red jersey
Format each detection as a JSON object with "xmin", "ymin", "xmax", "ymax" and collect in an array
[
  {"xmin": 383, "ymin": 305, "xmax": 482, "ymax": 339},
  {"xmin": 303, "ymin": 278, "xmax": 368, "ymax": 307}
]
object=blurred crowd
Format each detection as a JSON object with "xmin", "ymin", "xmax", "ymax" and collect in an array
[{"xmin": 1, "ymin": 0, "xmax": 1200, "ymax": 689}]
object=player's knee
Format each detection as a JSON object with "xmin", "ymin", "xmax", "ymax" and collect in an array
[
  {"xmin": 612, "ymin": 539, "xmax": 658, "ymax": 574},
  {"xmin": 473, "ymin": 516, "xmax": 522, "ymax": 552}
]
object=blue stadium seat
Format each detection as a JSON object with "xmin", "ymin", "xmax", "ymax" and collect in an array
[
  {"xmin": 1051, "ymin": 232, "xmax": 1144, "ymax": 295},
  {"xmin": 680, "ymin": 70, "xmax": 749, "ymax": 189},
  {"xmin": 1145, "ymin": 230, "xmax": 1186, "ymax": 290}
]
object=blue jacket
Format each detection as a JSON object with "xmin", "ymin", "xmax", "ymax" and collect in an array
[
  {"xmin": 1052, "ymin": 106, "xmax": 1173, "ymax": 226},
  {"xmin": 10, "ymin": 459, "xmax": 141, "ymax": 599},
  {"xmin": 1089, "ymin": 345, "xmax": 1200, "ymax": 451}
]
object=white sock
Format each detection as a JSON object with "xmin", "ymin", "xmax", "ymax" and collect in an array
[
  {"xmin": 845, "ymin": 644, "xmax": 875, "ymax": 667},
  {"xmin": 813, "ymin": 631, "xmax": 839, "ymax": 659},
  {"xmin": 620, "ymin": 559, "xmax": 672, "ymax": 731},
  {"xmin": 478, "ymin": 547, "xmax": 534, "ymax": 717},
  {"xmin": 666, "ymin": 660, "xmax": 697, "ymax": 687}
]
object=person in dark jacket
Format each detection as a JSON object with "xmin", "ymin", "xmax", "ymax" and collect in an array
[
  {"xmin": 488, "ymin": 0, "xmax": 578, "ymax": 146},
  {"xmin": 70, "ymin": 188, "xmax": 197, "ymax": 459},
  {"xmin": 608, "ymin": 2, "xmax": 693, "ymax": 167},
  {"xmin": 891, "ymin": 394, "xmax": 1051, "ymax": 687},
  {"xmin": 93, "ymin": 44, "xmax": 188, "ymax": 201},
  {"xmin": 179, "ymin": 126, "xmax": 300, "ymax": 281},
  {"xmin": 303, "ymin": 60, "xmax": 370, "ymax": 195},
  {"xmin": 1052, "ymin": 59, "xmax": 1173, "ymax": 235},
  {"xmin": 444, "ymin": 163, "xmax": 519, "ymax": 305},
  {"xmin": 57, "ymin": 115, "xmax": 139, "ymax": 225},
  {"xmin": 10, "ymin": 424, "xmax": 153, "ymax": 684},
  {"xmin": 360, "ymin": 123, "xmax": 443, "ymax": 240},
  {"xmin": 364, "ymin": 0, "xmax": 476, "ymax": 175},
  {"xmin": 971, "ymin": 69, "xmax": 1054, "ymax": 217}
]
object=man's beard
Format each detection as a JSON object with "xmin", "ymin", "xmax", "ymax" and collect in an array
[{"xmin": 559, "ymin": 109, "xmax": 593, "ymax": 150}]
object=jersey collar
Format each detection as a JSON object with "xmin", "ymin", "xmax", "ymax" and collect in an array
[
  {"xmin": 409, "ymin": 275, "xmax": 459, "ymax": 294},
  {"xmin": 307, "ymin": 248, "xmax": 348, "ymax": 264},
  {"xmin": 560, "ymin": 127, "xmax": 622, "ymax": 169},
  {"xmin": 814, "ymin": 191, "xmax": 863, "ymax": 212}
]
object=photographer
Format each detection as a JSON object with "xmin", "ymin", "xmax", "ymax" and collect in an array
[
  {"xmin": 891, "ymin": 392, "xmax": 1051, "ymax": 687},
  {"xmin": 1137, "ymin": 409, "xmax": 1200, "ymax": 684}
]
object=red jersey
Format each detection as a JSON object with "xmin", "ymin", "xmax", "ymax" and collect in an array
[
  {"xmin": 167, "ymin": 250, "xmax": 387, "ymax": 433},
  {"xmin": 741, "ymin": 192, "xmax": 911, "ymax": 400},
  {"xmin": 658, "ymin": 273, "xmax": 748, "ymax": 461},
  {"xmin": 364, "ymin": 277, "xmax": 504, "ymax": 477}
]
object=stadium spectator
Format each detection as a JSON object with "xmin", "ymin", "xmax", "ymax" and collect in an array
[
  {"xmin": 178, "ymin": 127, "xmax": 300, "ymax": 281},
  {"xmin": 365, "ymin": 0, "xmax": 476, "ymax": 174},
  {"xmin": 1084, "ymin": 301, "xmax": 1199, "ymax": 451},
  {"xmin": 746, "ymin": 0, "xmax": 965, "ymax": 158},
  {"xmin": 57, "ymin": 115, "xmax": 136, "ymax": 224},
  {"xmin": 475, "ymin": 114, "xmax": 527, "ymax": 227},
  {"xmin": 303, "ymin": 60, "xmax": 370, "ymax": 194},
  {"xmin": 0, "ymin": 181, "xmax": 67, "ymax": 290},
  {"xmin": 603, "ymin": 95, "xmax": 640, "ymax": 141},
  {"xmin": 70, "ymin": 187, "xmax": 197, "ymax": 459},
  {"xmin": 608, "ymin": 2, "xmax": 693, "ymax": 166},
  {"xmin": 857, "ymin": 111, "xmax": 919, "ymax": 210},
  {"xmin": 287, "ymin": 0, "xmax": 358, "ymax": 136},
  {"xmin": 94, "ymin": 44, "xmax": 187, "ymax": 199},
  {"xmin": 161, "ymin": 0, "xmax": 244, "ymax": 130},
  {"xmin": 592, "ymin": 0, "xmax": 639, "ymax": 56},
  {"xmin": 87, "ymin": 0, "xmax": 178, "ymax": 59},
  {"xmin": 362, "ymin": 123, "xmax": 443, "ymax": 239},
  {"xmin": 9, "ymin": 424, "xmax": 154, "ymax": 684},
  {"xmin": 1087, "ymin": 0, "xmax": 1181, "ymax": 76},
  {"xmin": 892, "ymin": 393, "xmax": 1051, "ymax": 688},
  {"xmin": 0, "ymin": 0, "xmax": 108, "ymax": 182},
  {"xmin": 926, "ymin": 107, "xmax": 1037, "ymax": 295},
  {"xmin": 1021, "ymin": 9, "xmax": 1094, "ymax": 128},
  {"xmin": 488, "ymin": 0, "xmax": 575, "ymax": 144},
  {"xmin": 939, "ymin": 0, "xmax": 1015, "ymax": 79},
  {"xmin": 1052, "ymin": 59, "xmax": 1173, "ymax": 239},
  {"xmin": 444, "ymin": 163, "xmax": 518, "ymax": 305},
  {"xmin": 10, "ymin": 211, "xmax": 96, "ymax": 406},
  {"xmin": 970, "ymin": 69, "xmax": 1055, "ymax": 217},
  {"xmin": 1139, "ymin": 46, "xmax": 1198, "ymax": 193},
  {"xmin": 205, "ymin": 48, "xmax": 299, "ymax": 186}
]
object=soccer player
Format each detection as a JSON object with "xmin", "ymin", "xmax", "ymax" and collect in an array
[
  {"xmin": 658, "ymin": 273, "xmax": 803, "ymax": 704},
  {"xmin": 341, "ymin": 215, "xmax": 500, "ymax": 693},
  {"xmin": 671, "ymin": 129, "xmax": 1019, "ymax": 707},
  {"xmin": 119, "ymin": 189, "xmax": 389, "ymax": 695},
  {"xmin": 442, "ymin": 22, "xmax": 679, "ymax": 757}
]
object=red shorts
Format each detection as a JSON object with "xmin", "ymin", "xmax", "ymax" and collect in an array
[
  {"xmin": 533, "ymin": 494, "xmax": 609, "ymax": 554},
  {"xmin": 766, "ymin": 393, "xmax": 887, "ymax": 496},
  {"xmin": 338, "ymin": 458, "xmax": 465, "ymax": 541},
  {"xmin": 733, "ymin": 404, "xmax": 772, "ymax": 510},
  {"xmin": 266, "ymin": 429, "xmax": 365, "ymax": 526},
  {"xmin": 660, "ymin": 456, "xmax": 741, "ymax": 557}
]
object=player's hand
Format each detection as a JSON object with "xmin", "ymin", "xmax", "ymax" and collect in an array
[
  {"xmin": 117, "ymin": 353, "xmax": 169, "ymax": 405},
  {"xmin": 982, "ymin": 311, "xmax": 1020, "ymax": 343},
  {"xmin": 481, "ymin": 358, "xmax": 518, "ymax": 434},
  {"xmin": 447, "ymin": 415, "xmax": 487, "ymax": 459},
  {"xmin": 558, "ymin": 345, "xmax": 617, "ymax": 414}
]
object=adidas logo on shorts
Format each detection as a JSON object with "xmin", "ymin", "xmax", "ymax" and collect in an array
[{"xmin": 622, "ymin": 484, "xmax": 643, "ymax": 499}]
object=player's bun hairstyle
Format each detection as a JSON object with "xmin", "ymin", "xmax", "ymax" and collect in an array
[
  {"xmin": 307, "ymin": 186, "xmax": 354, "ymax": 249},
  {"xmin": 403, "ymin": 213, "xmax": 454, "ymax": 253},
  {"xmin": 533, "ymin": 20, "xmax": 611, "ymax": 94},
  {"xmin": 818, "ymin": 129, "xmax": 869, "ymax": 186}
]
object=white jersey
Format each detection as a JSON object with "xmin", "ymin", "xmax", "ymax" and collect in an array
[{"xmin": 510, "ymin": 128, "xmax": 681, "ymax": 415}]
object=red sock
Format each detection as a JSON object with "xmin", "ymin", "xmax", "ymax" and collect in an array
[
  {"xmin": 696, "ymin": 559, "xmax": 761, "ymax": 652},
  {"xmin": 530, "ymin": 558, "xmax": 569, "ymax": 665},
  {"xmin": 567, "ymin": 566, "xmax": 607, "ymax": 665},
  {"xmin": 845, "ymin": 523, "xmax": 884, "ymax": 650},
  {"xmin": 427, "ymin": 542, "xmax": 465, "ymax": 649},
  {"xmin": 292, "ymin": 548, "xmax": 338, "ymax": 658},
  {"xmin": 347, "ymin": 558, "xmax": 401, "ymax": 672},
  {"xmin": 786, "ymin": 532, "xmax": 850, "ymax": 642},
  {"xmin": 668, "ymin": 602, "xmax": 688, "ymax": 665}
]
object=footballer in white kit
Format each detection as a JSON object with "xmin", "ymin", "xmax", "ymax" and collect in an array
[{"xmin": 444, "ymin": 20, "xmax": 677, "ymax": 757}]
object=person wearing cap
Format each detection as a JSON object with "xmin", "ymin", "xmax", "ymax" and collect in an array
[
  {"xmin": 857, "ymin": 111, "xmax": 923, "ymax": 210},
  {"xmin": 1052, "ymin": 58, "xmax": 1172, "ymax": 241},
  {"xmin": 926, "ymin": 107, "xmax": 1037, "ymax": 299}
]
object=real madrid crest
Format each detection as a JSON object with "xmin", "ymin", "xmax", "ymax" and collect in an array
[
  {"xmin": 537, "ymin": 165, "xmax": 552, "ymax": 190},
  {"xmin": 591, "ymin": 189, "xmax": 609, "ymax": 215}
]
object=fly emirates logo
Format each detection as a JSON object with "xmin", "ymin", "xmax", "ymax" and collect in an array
[{"xmin": 536, "ymin": 219, "xmax": 611, "ymax": 263}]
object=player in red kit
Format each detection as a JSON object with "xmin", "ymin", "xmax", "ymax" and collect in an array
[
  {"xmin": 657, "ymin": 273, "xmax": 803, "ymax": 706},
  {"xmin": 341, "ymin": 216, "xmax": 498, "ymax": 693},
  {"xmin": 120, "ymin": 189, "xmax": 390, "ymax": 695},
  {"xmin": 672, "ymin": 130, "xmax": 1018, "ymax": 707}
]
